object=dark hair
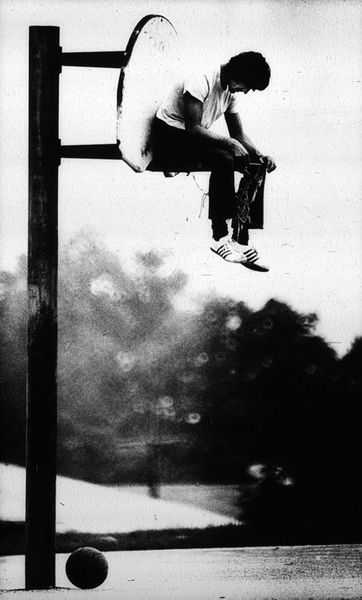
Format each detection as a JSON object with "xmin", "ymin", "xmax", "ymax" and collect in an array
[{"xmin": 228, "ymin": 52, "xmax": 271, "ymax": 90}]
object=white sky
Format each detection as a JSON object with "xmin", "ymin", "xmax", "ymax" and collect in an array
[{"xmin": 0, "ymin": 0, "xmax": 361, "ymax": 356}]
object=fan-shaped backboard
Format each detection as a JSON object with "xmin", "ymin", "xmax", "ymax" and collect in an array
[{"xmin": 117, "ymin": 15, "xmax": 179, "ymax": 172}]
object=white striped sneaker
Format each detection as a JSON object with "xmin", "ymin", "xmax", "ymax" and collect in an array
[
  {"xmin": 230, "ymin": 239, "xmax": 269, "ymax": 272},
  {"xmin": 210, "ymin": 236, "xmax": 246, "ymax": 263}
]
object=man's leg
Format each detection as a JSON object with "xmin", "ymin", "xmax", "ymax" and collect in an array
[
  {"xmin": 152, "ymin": 120, "xmax": 267, "ymax": 267},
  {"xmin": 153, "ymin": 119, "xmax": 237, "ymax": 239},
  {"xmin": 207, "ymin": 149, "xmax": 237, "ymax": 241},
  {"xmin": 189, "ymin": 146, "xmax": 253, "ymax": 263}
]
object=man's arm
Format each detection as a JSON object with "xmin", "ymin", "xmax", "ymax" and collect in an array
[
  {"xmin": 225, "ymin": 112, "xmax": 276, "ymax": 172},
  {"xmin": 225, "ymin": 112, "xmax": 261, "ymax": 157},
  {"xmin": 184, "ymin": 92, "xmax": 249, "ymax": 159}
]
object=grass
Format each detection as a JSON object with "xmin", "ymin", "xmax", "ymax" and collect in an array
[
  {"xmin": 0, "ymin": 520, "xmax": 248, "ymax": 556},
  {"xmin": 2, "ymin": 519, "xmax": 359, "ymax": 557}
]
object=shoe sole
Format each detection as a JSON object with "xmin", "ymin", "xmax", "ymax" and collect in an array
[{"xmin": 241, "ymin": 262, "xmax": 269, "ymax": 272}]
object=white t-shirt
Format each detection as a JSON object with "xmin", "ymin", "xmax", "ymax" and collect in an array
[{"xmin": 156, "ymin": 66, "xmax": 240, "ymax": 130}]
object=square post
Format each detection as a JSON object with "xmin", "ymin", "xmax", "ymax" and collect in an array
[{"xmin": 26, "ymin": 25, "xmax": 60, "ymax": 590}]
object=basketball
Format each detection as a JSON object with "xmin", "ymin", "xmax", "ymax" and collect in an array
[{"xmin": 65, "ymin": 546, "xmax": 108, "ymax": 589}]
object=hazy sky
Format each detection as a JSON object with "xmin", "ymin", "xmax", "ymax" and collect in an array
[{"xmin": 0, "ymin": 0, "xmax": 361, "ymax": 355}]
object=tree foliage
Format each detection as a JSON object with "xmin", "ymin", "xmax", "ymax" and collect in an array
[{"xmin": 0, "ymin": 234, "xmax": 360, "ymax": 540}]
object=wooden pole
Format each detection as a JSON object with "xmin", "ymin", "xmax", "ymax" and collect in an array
[{"xmin": 26, "ymin": 26, "xmax": 60, "ymax": 590}]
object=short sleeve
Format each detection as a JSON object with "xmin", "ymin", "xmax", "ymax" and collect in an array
[
  {"xmin": 226, "ymin": 94, "xmax": 240, "ymax": 114},
  {"xmin": 183, "ymin": 72, "xmax": 210, "ymax": 103}
]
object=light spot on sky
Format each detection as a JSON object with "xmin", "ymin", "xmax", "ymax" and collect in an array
[
  {"xmin": 90, "ymin": 274, "xmax": 119, "ymax": 300},
  {"xmin": 116, "ymin": 351, "xmax": 137, "ymax": 373},
  {"xmin": 225, "ymin": 315, "xmax": 243, "ymax": 331}
]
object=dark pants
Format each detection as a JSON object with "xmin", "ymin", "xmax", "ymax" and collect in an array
[{"xmin": 152, "ymin": 118, "xmax": 251, "ymax": 242}]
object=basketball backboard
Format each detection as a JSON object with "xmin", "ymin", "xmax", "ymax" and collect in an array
[{"xmin": 116, "ymin": 15, "xmax": 179, "ymax": 172}]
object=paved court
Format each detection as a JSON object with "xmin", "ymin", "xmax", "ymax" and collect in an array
[{"xmin": 1, "ymin": 544, "xmax": 361, "ymax": 599}]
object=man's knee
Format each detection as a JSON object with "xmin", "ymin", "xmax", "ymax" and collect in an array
[
  {"xmin": 210, "ymin": 149, "xmax": 250, "ymax": 173},
  {"xmin": 211, "ymin": 148, "xmax": 235, "ymax": 170}
]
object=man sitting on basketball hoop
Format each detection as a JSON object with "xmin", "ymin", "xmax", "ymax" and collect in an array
[{"xmin": 153, "ymin": 51, "xmax": 276, "ymax": 272}]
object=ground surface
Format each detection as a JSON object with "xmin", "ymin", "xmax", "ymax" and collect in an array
[{"xmin": 0, "ymin": 544, "xmax": 361, "ymax": 599}]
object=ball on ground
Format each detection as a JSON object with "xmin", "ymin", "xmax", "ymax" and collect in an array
[{"xmin": 65, "ymin": 546, "xmax": 108, "ymax": 589}]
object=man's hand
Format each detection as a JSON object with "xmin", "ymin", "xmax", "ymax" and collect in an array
[
  {"xmin": 227, "ymin": 138, "xmax": 250, "ymax": 160},
  {"xmin": 259, "ymin": 155, "xmax": 276, "ymax": 173}
]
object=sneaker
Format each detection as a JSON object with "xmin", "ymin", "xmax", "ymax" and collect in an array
[
  {"xmin": 210, "ymin": 236, "xmax": 245, "ymax": 263},
  {"xmin": 230, "ymin": 239, "xmax": 269, "ymax": 272}
]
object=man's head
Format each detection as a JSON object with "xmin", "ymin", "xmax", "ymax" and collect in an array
[{"xmin": 226, "ymin": 52, "xmax": 271, "ymax": 93}]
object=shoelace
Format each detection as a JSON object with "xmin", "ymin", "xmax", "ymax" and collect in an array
[{"xmin": 199, "ymin": 192, "xmax": 208, "ymax": 218}]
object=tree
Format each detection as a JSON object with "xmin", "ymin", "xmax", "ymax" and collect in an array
[
  {"xmin": 0, "ymin": 258, "xmax": 27, "ymax": 465},
  {"xmin": 232, "ymin": 301, "xmax": 360, "ymax": 544},
  {"xmin": 57, "ymin": 232, "xmax": 191, "ymax": 482},
  {"xmin": 1, "ymin": 236, "xmax": 360, "ymax": 540}
]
